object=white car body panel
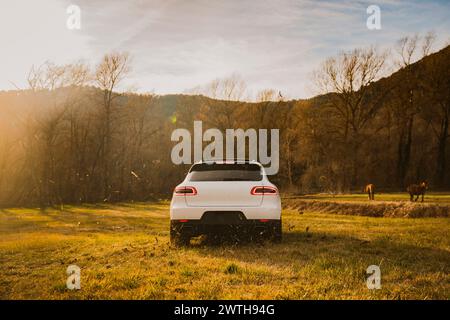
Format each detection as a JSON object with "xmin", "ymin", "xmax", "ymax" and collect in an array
[
  {"xmin": 185, "ymin": 181, "xmax": 263, "ymax": 207},
  {"xmin": 170, "ymin": 160, "xmax": 281, "ymax": 221}
]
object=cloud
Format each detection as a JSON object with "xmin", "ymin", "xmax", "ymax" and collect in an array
[
  {"xmin": 0, "ymin": 0, "xmax": 93, "ymax": 90},
  {"xmin": 1, "ymin": 0, "xmax": 449, "ymax": 98}
]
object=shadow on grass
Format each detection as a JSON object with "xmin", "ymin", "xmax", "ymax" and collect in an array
[
  {"xmin": 0, "ymin": 203, "xmax": 169, "ymax": 236},
  {"xmin": 187, "ymin": 230, "xmax": 450, "ymax": 276}
]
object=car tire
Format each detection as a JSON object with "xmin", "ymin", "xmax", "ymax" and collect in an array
[
  {"xmin": 170, "ymin": 222, "xmax": 190, "ymax": 246},
  {"xmin": 170, "ymin": 232, "xmax": 190, "ymax": 246},
  {"xmin": 272, "ymin": 220, "xmax": 282, "ymax": 243}
]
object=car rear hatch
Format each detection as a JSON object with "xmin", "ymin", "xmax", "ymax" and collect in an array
[{"xmin": 185, "ymin": 162, "xmax": 264, "ymax": 207}]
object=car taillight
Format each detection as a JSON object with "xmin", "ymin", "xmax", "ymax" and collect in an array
[
  {"xmin": 174, "ymin": 186, "xmax": 197, "ymax": 196},
  {"xmin": 250, "ymin": 186, "xmax": 278, "ymax": 195}
]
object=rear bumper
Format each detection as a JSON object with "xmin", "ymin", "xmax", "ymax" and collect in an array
[
  {"xmin": 170, "ymin": 201, "xmax": 281, "ymax": 220},
  {"xmin": 171, "ymin": 219, "xmax": 280, "ymax": 237}
]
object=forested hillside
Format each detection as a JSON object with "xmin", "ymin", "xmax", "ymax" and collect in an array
[{"xmin": 0, "ymin": 43, "xmax": 449, "ymax": 207}]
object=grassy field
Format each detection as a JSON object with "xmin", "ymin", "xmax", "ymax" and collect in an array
[
  {"xmin": 287, "ymin": 192, "xmax": 450, "ymax": 203},
  {"xmin": 283, "ymin": 193, "xmax": 450, "ymax": 218},
  {"xmin": 0, "ymin": 201, "xmax": 449, "ymax": 299}
]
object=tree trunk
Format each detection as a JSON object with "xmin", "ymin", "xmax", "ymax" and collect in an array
[
  {"xmin": 397, "ymin": 115, "xmax": 414, "ymax": 188},
  {"xmin": 435, "ymin": 114, "xmax": 449, "ymax": 187}
]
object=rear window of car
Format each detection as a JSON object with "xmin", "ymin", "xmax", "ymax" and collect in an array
[{"xmin": 189, "ymin": 163, "xmax": 263, "ymax": 181}]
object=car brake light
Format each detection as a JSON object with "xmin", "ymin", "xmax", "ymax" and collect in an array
[
  {"xmin": 174, "ymin": 186, "xmax": 197, "ymax": 196},
  {"xmin": 260, "ymin": 219, "xmax": 269, "ymax": 222},
  {"xmin": 250, "ymin": 186, "xmax": 278, "ymax": 195},
  {"xmin": 179, "ymin": 219, "xmax": 189, "ymax": 223}
]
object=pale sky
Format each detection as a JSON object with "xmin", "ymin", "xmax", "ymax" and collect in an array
[{"xmin": 1, "ymin": 0, "xmax": 449, "ymax": 99}]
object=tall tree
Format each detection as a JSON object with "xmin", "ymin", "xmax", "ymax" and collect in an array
[
  {"xmin": 25, "ymin": 62, "xmax": 90, "ymax": 208},
  {"xmin": 314, "ymin": 47, "xmax": 388, "ymax": 188},
  {"xmin": 419, "ymin": 45, "xmax": 450, "ymax": 187},
  {"xmin": 95, "ymin": 52, "xmax": 130, "ymax": 200},
  {"xmin": 392, "ymin": 33, "xmax": 436, "ymax": 187}
]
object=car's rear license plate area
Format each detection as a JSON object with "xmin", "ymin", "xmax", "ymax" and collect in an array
[{"xmin": 200, "ymin": 211, "xmax": 247, "ymax": 225}]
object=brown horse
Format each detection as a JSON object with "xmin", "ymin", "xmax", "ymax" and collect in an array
[
  {"xmin": 407, "ymin": 181, "xmax": 428, "ymax": 202},
  {"xmin": 364, "ymin": 184, "xmax": 375, "ymax": 200}
]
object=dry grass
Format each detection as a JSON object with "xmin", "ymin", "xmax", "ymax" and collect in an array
[
  {"xmin": 283, "ymin": 193, "xmax": 450, "ymax": 217},
  {"xmin": 0, "ymin": 201, "xmax": 449, "ymax": 299},
  {"xmin": 287, "ymin": 192, "xmax": 450, "ymax": 203}
]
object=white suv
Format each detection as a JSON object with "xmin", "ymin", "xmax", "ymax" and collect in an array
[{"xmin": 170, "ymin": 160, "xmax": 282, "ymax": 245}]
